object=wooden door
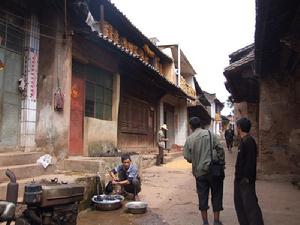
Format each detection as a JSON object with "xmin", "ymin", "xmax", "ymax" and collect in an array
[
  {"xmin": 69, "ymin": 74, "xmax": 85, "ymax": 155},
  {"xmin": 148, "ymin": 109, "xmax": 155, "ymax": 147}
]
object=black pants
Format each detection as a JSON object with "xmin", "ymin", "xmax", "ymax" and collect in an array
[
  {"xmin": 156, "ymin": 146, "xmax": 164, "ymax": 165},
  {"xmin": 118, "ymin": 172, "xmax": 141, "ymax": 196},
  {"xmin": 226, "ymin": 138, "xmax": 233, "ymax": 149},
  {"xmin": 234, "ymin": 179, "xmax": 264, "ymax": 225},
  {"xmin": 196, "ymin": 174, "xmax": 224, "ymax": 212},
  {"xmin": 124, "ymin": 178, "xmax": 141, "ymax": 195}
]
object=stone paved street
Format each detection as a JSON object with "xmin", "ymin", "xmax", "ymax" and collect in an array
[{"xmin": 78, "ymin": 145, "xmax": 300, "ymax": 225}]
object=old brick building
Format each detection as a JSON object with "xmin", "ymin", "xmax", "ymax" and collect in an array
[
  {"xmin": 0, "ymin": 0, "xmax": 199, "ymax": 159},
  {"xmin": 225, "ymin": 0, "xmax": 300, "ymax": 178},
  {"xmin": 255, "ymin": 0, "xmax": 300, "ymax": 177},
  {"xmin": 224, "ymin": 44, "xmax": 259, "ymax": 142}
]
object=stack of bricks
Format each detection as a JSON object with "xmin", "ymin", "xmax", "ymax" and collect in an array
[
  {"xmin": 112, "ymin": 28, "xmax": 119, "ymax": 44},
  {"xmin": 127, "ymin": 42, "xmax": 134, "ymax": 53},
  {"xmin": 187, "ymin": 85, "xmax": 196, "ymax": 97},
  {"xmin": 138, "ymin": 48, "xmax": 145, "ymax": 60},
  {"xmin": 120, "ymin": 37, "xmax": 128, "ymax": 49},
  {"xmin": 100, "ymin": 21, "xmax": 110, "ymax": 37},
  {"xmin": 132, "ymin": 45, "xmax": 138, "ymax": 55},
  {"xmin": 107, "ymin": 23, "xmax": 113, "ymax": 40}
]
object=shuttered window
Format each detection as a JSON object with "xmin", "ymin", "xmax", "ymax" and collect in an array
[{"xmin": 120, "ymin": 96, "xmax": 149, "ymax": 134}]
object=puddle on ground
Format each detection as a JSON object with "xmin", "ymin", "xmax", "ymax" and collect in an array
[{"xmin": 77, "ymin": 207, "xmax": 169, "ymax": 225}]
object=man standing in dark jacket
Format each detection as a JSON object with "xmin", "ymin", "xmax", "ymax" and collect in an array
[
  {"xmin": 234, "ymin": 118, "xmax": 264, "ymax": 225},
  {"xmin": 224, "ymin": 126, "xmax": 234, "ymax": 152}
]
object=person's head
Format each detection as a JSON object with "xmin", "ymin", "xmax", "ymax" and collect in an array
[
  {"xmin": 121, "ymin": 154, "xmax": 131, "ymax": 170},
  {"xmin": 160, "ymin": 124, "xmax": 168, "ymax": 131},
  {"xmin": 189, "ymin": 117, "xmax": 202, "ymax": 131},
  {"xmin": 236, "ymin": 118, "xmax": 251, "ymax": 136}
]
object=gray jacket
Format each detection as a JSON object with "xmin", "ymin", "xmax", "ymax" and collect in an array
[
  {"xmin": 183, "ymin": 128, "xmax": 225, "ymax": 178},
  {"xmin": 157, "ymin": 129, "xmax": 166, "ymax": 148}
]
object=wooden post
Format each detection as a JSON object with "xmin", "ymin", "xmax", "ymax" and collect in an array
[{"xmin": 100, "ymin": 4, "xmax": 105, "ymax": 33}]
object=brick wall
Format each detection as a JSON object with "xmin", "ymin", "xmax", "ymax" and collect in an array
[
  {"xmin": 234, "ymin": 102, "xmax": 259, "ymax": 142},
  {"xmin": 258, "ymin": 68, "xmax": 300, "ymax": 176}
]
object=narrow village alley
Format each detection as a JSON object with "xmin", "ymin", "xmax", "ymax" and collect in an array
[
  {"xmin": 77, "ymin": 142, "xmax": 300, "ymax": 225},
  {"xmin": 1, "ymin": 1, "xmax": 300, "ymax": 225}
]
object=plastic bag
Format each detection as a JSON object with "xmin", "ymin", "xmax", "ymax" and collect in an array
[{"xmin": 36, "ymin": 154, "xmax": 52, "ymax": 168}]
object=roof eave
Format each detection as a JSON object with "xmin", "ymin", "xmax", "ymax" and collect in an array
[{"xmin": 99, "ymin": 0, "xmax": 173, "ymax": 63}]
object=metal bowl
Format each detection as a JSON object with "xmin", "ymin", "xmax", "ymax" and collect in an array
[
  {"xmin": 125, "ymin": 201, "xmax": 148, "ymax": 214},
  {"xmin": 91, "ymin": 195, "xmax": 124, "ymax": 211}
]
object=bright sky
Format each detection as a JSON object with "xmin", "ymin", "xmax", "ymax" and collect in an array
[{"xmin": 110, "ymin": 0, "xmax": 255, "ymax": 115}]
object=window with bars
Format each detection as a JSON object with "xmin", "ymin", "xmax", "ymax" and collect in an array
[
  {"xmin": 0, "ymin": 11, "xmax": 25, "ymax": 54},
  {"xmin": 84, "ymin": 65, "xmax": 113, "ymax": 121},
  {"xmin": 72, "ymin": 60, "xmax": 113, "ymax": 121}
]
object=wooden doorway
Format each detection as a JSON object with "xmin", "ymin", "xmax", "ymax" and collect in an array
[
  {"xmin": 69, "ymin": 74, "xmax": 85, "ymax": 155},
  {"xmin": 148, "ymin": 109, "xmax": 155, "ymax": 147}
]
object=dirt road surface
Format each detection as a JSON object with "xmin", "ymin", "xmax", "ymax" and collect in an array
[{"xmin": 78, "ymin": 147, "xmax": 300, "ymax": 225}]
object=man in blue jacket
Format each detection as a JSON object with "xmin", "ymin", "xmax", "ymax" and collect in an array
[{"xmin": 109, "ymin": 154, "xmax": 141, "ymax": 200}]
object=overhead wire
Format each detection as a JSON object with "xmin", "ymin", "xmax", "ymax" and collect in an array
[
  {"xmin": 0, "ymin": 8, "xmax": 79, "ymax": 42},
  {"xmin": 0, "ymin": 9, "xmax": 66, "ymax": 34},
  {"xmin": 0, "ymin": 5, "xmax": 95, "ymax": 42},
  {"xmin": 0, "ymin": 17, "xmax": 66, "ymax": 41}
]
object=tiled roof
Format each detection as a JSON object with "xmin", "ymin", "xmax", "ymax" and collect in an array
[
  {"xmin": 84, "ymin": 31, "xmax": 195, "ymax": 100},
  {"xmin": 75, "ymin": 0, "xmax": 194, "ymax": 99},
  {"xmin": 193, "ymin": 77, "xmax": 210, "ymax": 106},
  {"xmin": 224, "ymin": 50, "xmax": 254, "ymax": 73},
  {"xmin": 188, "ymin": 104, "xmax": 211, "ymax": 126},
  {"xmin": 229, "ymin": 43, "xmax": 254, "ymax": 59},
  {"xmin": 100, "ymin": 0, "xmax": 173, "ymax": 62}
]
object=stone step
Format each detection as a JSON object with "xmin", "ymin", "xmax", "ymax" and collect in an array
[
  {"xmin": 58, "ymin": 152, "xmax": 182, "ymax": 175},
  {"xmin": 58, "ymin": 155, "xmax": 143, "ymax": 175},
  {"xmin": 0, "ymin": 151, "xmax": 44, "ymax": 167},
  {"xmin": 0, "ymin": 163, "xmax": 57, "ymax": 182}
]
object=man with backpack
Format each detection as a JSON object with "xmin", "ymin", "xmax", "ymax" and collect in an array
[{"xmin": 184, "ymin": 117, "xmax": 225, "ymax": 225}]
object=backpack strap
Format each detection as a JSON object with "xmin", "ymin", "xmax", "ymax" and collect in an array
[{"xmin": 208, "ymin": 130, "xmax": 213, "ymax": 161}]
